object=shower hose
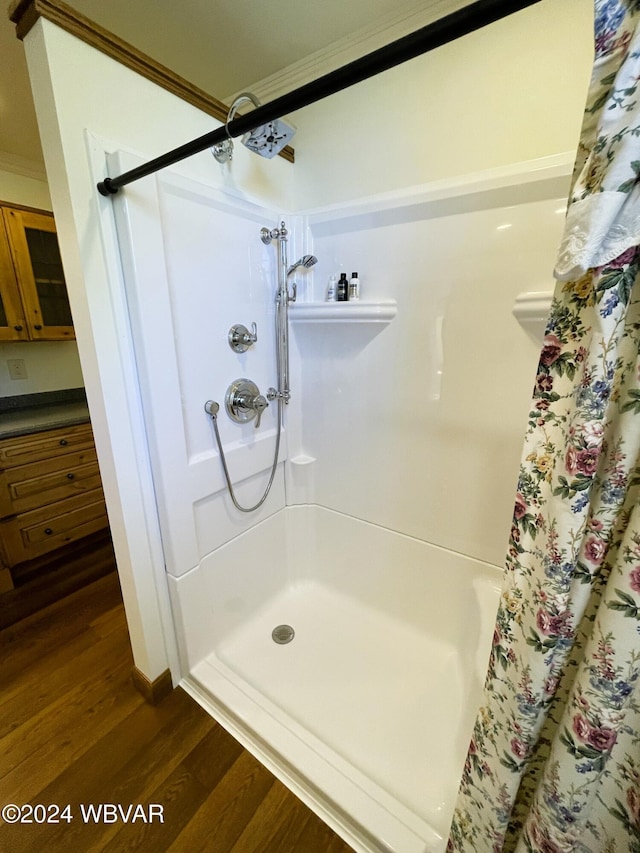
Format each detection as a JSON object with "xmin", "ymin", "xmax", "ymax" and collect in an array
[{"xmin": 206, "ymin": 397, "xmax": 283, "ymax": 513}]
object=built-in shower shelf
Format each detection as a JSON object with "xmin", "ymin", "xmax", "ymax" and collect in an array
[
  {"xmin": 289, "ymin": 301, "xmax": 397, "ymax": 324},
  {"xmin": 512, "ymin": 291, "xmax": 553, "ymax": 340}
]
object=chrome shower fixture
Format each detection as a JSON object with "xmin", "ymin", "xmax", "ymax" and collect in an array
[
  {"xmin": 287, "ymin": 255, "xmax": 318, "ymax": 277},
  {"xmin": 243, "ymin": 118, "xmax": 296, "ymax": 159},
  {"xmin": 211, "ymin": 92, "xmax": 296, "ymax": 164},
  {"xmin": 203, "ymin": 221, "xmax": 318, "ymax": 514},
  {"xmin": 211, "ymin": 137, "xmax": 234, "ymax": 164}
]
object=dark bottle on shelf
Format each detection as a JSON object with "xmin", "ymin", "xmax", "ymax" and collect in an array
[{"xmin": 337, "ymin": 273, "xmax": 349, "ymax": 301}]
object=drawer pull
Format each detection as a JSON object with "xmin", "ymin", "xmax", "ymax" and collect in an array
[
  {"xmin": 44, "ymin": 528, "xmax": 53, "ymax": 535},
  {"xmin": 67, "ymin": 473, "xmax": 75, "ymax": 480},
  {"xmin": 60, "ymin": 439, "xmax": 68, "ymax": 446},
  {"xmin": 34, "ymin": 324, "xmax": 43, "ymax": 331},
  {"xmin": 14, "ymin": 324, "xmax": 23, "ymax": 331}
]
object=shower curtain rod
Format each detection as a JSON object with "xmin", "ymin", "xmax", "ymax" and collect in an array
[{"xmin": 97, "ymin": 0, "xmax": 541, "ymax": 196}]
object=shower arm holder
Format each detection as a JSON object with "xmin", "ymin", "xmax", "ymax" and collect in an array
[
  {"xmin": 261, "ymin": 222, "xmax": 294, "ymax": 301},
  {"xmin": 212, "ymin": 92, "xmax": 277, "ymax": 164},
  {"xmin": 260, "ymin": 224, "xmax": 287, "ymax": 245}
]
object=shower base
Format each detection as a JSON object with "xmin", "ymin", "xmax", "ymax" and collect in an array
[{"xmin": 179, "ymin": 506, "xmax": 501, "ymax": 853}]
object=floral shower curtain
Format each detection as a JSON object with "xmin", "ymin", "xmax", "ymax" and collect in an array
[{"xmin": 448, "ymin": 3, "xmax": 640, "ymax": 852}]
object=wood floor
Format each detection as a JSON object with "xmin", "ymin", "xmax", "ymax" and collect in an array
[
  {"xmin": 0, "ymin": 530, "xmax": 117, "ymax": 630},
  {"xmin": 0, "ymin": 571, "xmax": 354, "ymax": 852}
]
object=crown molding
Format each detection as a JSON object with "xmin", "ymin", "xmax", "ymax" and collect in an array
[
  {"xmin": 0, "ymin": 150, "xmax": 47, "ymax": 181},
  {"xmin": 8, "ymin": 0, "xmax": 228, "ymax": 121},
  {"xmin": 231, "ymin": 0, "xmax": 470, "ymax": 105},
  {"xmin": 7, "ymin": 0, "xmax": 294, "ymax": 163}
]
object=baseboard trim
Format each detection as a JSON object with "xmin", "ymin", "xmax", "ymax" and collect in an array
[{"xmin": 131, "ymin": 666, "xmax": 174, "ymax": 705}]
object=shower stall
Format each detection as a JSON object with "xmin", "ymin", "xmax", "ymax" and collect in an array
[
  {"xmin": 109, "ymin": 145, "xmax": 572, "ymax": 852},
  {"xmin": 15, "ymin": 0, "xmax": 591, "ymax": 850}
]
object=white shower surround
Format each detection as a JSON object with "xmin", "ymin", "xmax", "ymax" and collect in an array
[
  {"xmin": 178, "ymin": 505, "xmax": 501, "ymax": 852},
  {"xmin": 111, "ymin": 153, "xmax": 574, "ymax": 852}
]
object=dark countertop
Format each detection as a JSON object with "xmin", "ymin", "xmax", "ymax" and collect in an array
[{"xmin": 0, "ymin": 389, "xmax": 90, "ymax": 440}]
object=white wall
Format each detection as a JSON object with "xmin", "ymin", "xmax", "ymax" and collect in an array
[
  {"xmin": 292, "ymin": 0, "xmax": 592, "ymax": 207},
  {"xmin": 0, "ymin": 341, "xmax": 84, "ymax": 396},
  {"xmin": 288, "ymin": 163, "xmax": 571, "ymax": 567},
  {"xmin": 282, "ymin": 0, "xmax": 594, "ymax": 565},
  {"xmin": 0, "ymin": 166, "xmax": 51, "ymax": 210}
]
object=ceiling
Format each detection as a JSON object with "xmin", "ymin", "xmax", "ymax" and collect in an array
[{"xmin": 0, "ymin": 0, "xmax": 466, "ymax": 174}]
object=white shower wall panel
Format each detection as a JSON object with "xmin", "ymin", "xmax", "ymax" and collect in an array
[
  {"xmin": 111, "ymin": 156, "xmax": 294, "ymax": 576},
  {"xmin": 167, "ymin": 510, "xmax": 290, "ymax": 672},
  {"xmin": 295, "ymin": 165, "xmax": 572, "ymax": 567},
  {"xmin": 156, "ymin": 181, "xmax": 282, "ymax": 465}
]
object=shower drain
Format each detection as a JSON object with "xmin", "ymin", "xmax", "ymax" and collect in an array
[{"xmin": 272, "ymin": 624, "xmax": 295, "ymax": 644}]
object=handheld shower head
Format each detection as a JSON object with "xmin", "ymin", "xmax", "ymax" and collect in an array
[{"xmin": 287, "ymin": 255, "xmax": 318, "ymax": 277}]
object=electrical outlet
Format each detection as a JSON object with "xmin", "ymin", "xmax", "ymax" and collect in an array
[{"xmin": 7, "ymin": 358, "xmax": 28, "ymax": 380}]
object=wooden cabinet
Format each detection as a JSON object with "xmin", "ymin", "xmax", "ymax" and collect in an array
[
  {"xmin": 0, "ymin": 423, "xmax": 108, "ymax": 567},
  {"xmin": 0, "ymin": 204, "xmax": 74, "ymax": 342}
]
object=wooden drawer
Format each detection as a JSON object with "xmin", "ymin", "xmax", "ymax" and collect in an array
[
  {"xmin": 0, "ymin": 488, "xmax": 108, "ymax": 565},
  {"xmin": 0, "ymin": 422, "xmax": 94, "ymax": 469},
  {"xmin": 0, "ymin": 448, "xmax": 100, "ymax": 516}
]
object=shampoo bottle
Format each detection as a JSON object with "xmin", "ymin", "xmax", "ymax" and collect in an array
[
  {"xmin": 337, "ymin": 273, "xmax": 349, "ymax": 301},
  {"xmin": 326, "ymin": 274, "xmax": 337, "ymax": 301},
  {"xmin": 349, "ymin": 272, "xmax": 360, "ymax": 301}
]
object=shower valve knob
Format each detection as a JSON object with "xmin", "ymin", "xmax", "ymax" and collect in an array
[
  {"xmin": 228, "ymin": 322, "xmax": 258, "ymax": 353},
  {"xmin": 225, "ymin": 379, "xmax": 269, "ymax": 429}
]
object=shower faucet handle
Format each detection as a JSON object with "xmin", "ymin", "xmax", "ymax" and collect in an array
[
  {"xmin": 251, "ymin": 394, "xmax": 268, "ymax": 429},
  {"xmin": 225, "ymin": 378, "xmax": 269, "ymax": 429},
  {"xmin": 229, "ymin": 322, "xmax": 258, "ymax": 353}
]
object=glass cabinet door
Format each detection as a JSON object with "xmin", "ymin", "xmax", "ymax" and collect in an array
[
  {"xmin": 0, "ymin": 215, "xmax": 28, "ymax": 342},
  {"xmin": 2, "ymin": 208, "xmax": 74, "ymax": 341}
]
